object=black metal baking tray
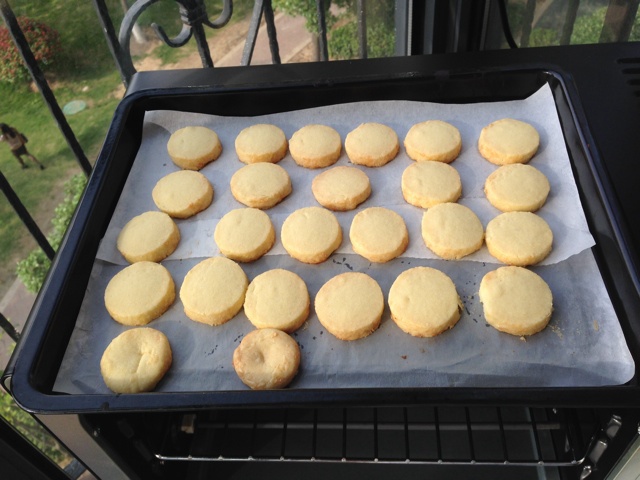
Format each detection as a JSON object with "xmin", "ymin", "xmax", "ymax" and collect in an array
[{"xmin": 4, "ymin": 56, "xmax": 640, "ymax": 413}]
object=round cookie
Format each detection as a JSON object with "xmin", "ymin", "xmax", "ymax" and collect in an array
[
  {"xmin": 421, "ymin": 203, "xmax": 484, "ymax": 260},
  {"xmin": 315, "ymin": 272, "xmax": 384, "ymax": 341},
  {"xmin": 167, "ymin": 126, "xmax": 222, "ymax": 170},
  {"xmin": 214, "ymin": 208, "xmax": 275, "ymax": 262},
  {"xmin": 478, "ymin": 118, "xmax": 540, "ymax": 165},
  {"xmin": 281, "ymin": 207, "xmax": 342, "ymax": 264},
  {"xmin": 100, "ymin": 328, "xmax": 172, "ymax": 394},
  {"xmin": 484, "ymin": 164, "xmax": 550, "ymax": 212},
  {"xmin": 404, "ymin": 120, "xmax": 462, "ymax": 163},
  {"xmin": 117, "ymin": 211, "xmax": 180, "ymax": 263},
  {"xmin": 401, "ymin": 161, "xmax": 462, "ymax": 208},
  {"xmin": 289, "ymin": 124, "xmax": 342, "ymax": 169},
  {"xmin": 230, "ymin": 162, "xmax": 292, "ymax": 209},
  {"xmin": 389, "ymin": 267, "xmax": 462, "ymax": 337},
  {"xmin": 152, "ymin": 170, "xmax": 214, "ymax": 218},
  {"xmin": 104, "ymin": 261, "xmax": 176, "ymax": 326},
  {"xmin": 345, "ymin": 122, "xmax": 399, "ymax": 167},
  {"xmin": 180, "ymin": 257, "xmax": 248, "ymax": 326},
  {"xmin": 244, "ymin": 269, "xmax": 310, "ymax": 333},
  {"xmin": 479, "ymin": 266, "xmax": 553, "ymax": 336},
  {"xmin": 312, "ymin": 166, "xmax": 371, "ymax": 211},
  {"xmin": 233, "ymin": 328, "xmax": 300, "ymax": 390},
  {"xmin": 485, "ymin": 211, "xmax": 553, "ymax": 266},
  {"xmin": 235, "ymin": 123, "xmax": 288, "ymax": 164},
  {"xmin": 349, "ymin": 207, "xmax": 409, "ymax": 263}
]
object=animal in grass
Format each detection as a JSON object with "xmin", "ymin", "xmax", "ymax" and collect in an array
[{"xmin": 0, "ymin": 123, "xmax": 44, "ymax": 170}]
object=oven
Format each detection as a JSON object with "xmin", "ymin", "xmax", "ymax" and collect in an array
[{"xmin": 3, "ymin": 42, "xmax": 640, "ymax": 480}]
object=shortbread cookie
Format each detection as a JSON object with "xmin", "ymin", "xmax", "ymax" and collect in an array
[
  {"xmin": 478, "ymin": 118, "xmax": 539, "ymax": 165},
  {"xmin": 484, "ymin": 164, "xmax": 550, "ymax": 212},
  {"xmin": 345, "ymin": 122, "xmax": 400, "ymax": 167},
  {"xmin": 479, "ymin": 266, "xmax": 553, "ymax": 336},
  {"xmin": 404, "ymin": 120, "xmax": 462, "ymax": 163},
  {"xmin": 117, "ymin": 211, "xmax": 180, "ymax": 263},
  {"xmin": 235, "ymin": 124, "xmax": 288, "ymax": 164},
  {"xmin": 389, "ymin": 267, "xmax": 462, "ymax": 337},
  {"xmin": 180, "ymin": 257, "xmax": 248, "ymax": 326},
  {"xmin": 401, "ymin": 161, "xmax": 462, "ymax": 208},
  {"xmin": 289, "ymin": 124, "xmax": 342, "ymax": 169},
  {"xmin": 100, "ymin": 328, "xmax": 172, "ymax": 393},
  {"xmin": 421, "ymin": 203, "xmax": 484, "ymax": 260},
  {"xmin": 281, "ymin": 207, "xmax": 342, "ymax": 263},
  {"xmin": 233, "ymin": 328, "xmax": 300, "ymax": 390},
  {"xmin": 167, "ymin": 126, "xmax": 222, "ymax": 170},
  {"xmin": 485, "ymin": 211, "xmax": 553, "ymax": 266},
  {"xmin": 312, "ymin": 166, "xmax": 371, "ymax": 211},
  {"xmin": 315, "ymin": 272, "xmax": 384, "ymax": 341},
  {"xmin": 152, "ymin": 170, "xmax": 214, "ymax": 218},
  {"xmin": 214, "ymin": 208, "xmax": 275, "ymax": 262},
  {"xmin": 230, "ymin": 162, "xmax": 292, "ymax": 209},
  {"xmin": 104, "ymin": 262, "xmax": 175, "ymax": 326},
  {"xmin": 244, "ymin": 269, "xmax": 310, "ymax": 332},
  {"xmin": 350, "ymin": 207, "xmax": 409, "ymax": 263}
]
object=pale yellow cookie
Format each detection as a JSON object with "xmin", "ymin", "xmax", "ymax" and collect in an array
[
  {"xmin": 349, "ymin": 207, "xmax": 409, "ymax": 263},
  {"xmin": 484, "ymin": 164, "xmax": 550, "ymax": 212},
  {"xmin": 389, "ymin": 267, "xmax": 462, "ymax": 337},
  {"xmin": 315, "ymin": 272, "xmax": 384, "ymax": 341},
  {"xmin": 281, "ymin": 207, "xmax": 342, "ymax": 264},
  {"xmin": 167, "ymin": 126, "xmax": 222, "ymax": 170},
  {"xmin": 244, "ymin": 269, "xmax": 310, "ymax": 332},
  {"xmin": 289, "ymin": 124, "xmax": 342, "ymax": 169},
  {"xmin": 117, "ymin": 211, "xmax": 180, "ymax": 263},
  {"xmin": 104, "ymin": 262, "xmax": 175, "ymax": 326},
  {"xmin": 214, "ymin": 208, "xmax": 275, "ymax": 262},
  {"xmin": 479, "ymin": 266, "xmax": 553, "ymax": 336},
  {"xmin": 345, "ymin": 122, "xmax": 400, "ymax": 167},
  {"xmin": 180, "ymin": 257, "xmax": 248, "ymax": 326},
  {"xmin": 404, "ymin": 120, "xmax": 462, "ymax": 163},
  {"xmin": 478, "ymin": 118, "xmax": 540, "ymax": 165},
  {"xmin": 235, "ymin": 123, "xmax": 288, "ymax": 164},
  {"xmin": 312, "ymin": 166, "xmax": 371, "ymax": 211},
  {"xmin": 401, "ymin": 161, "xmax": 462, "ymax": 208},
  {"xmin": 233, "ymin": 328, "xmax": 300, "ymax": 390},
  {"xmin": 230, "ymin": 162, "xmax": 292, "ymax": 209},
  {"xmin": 485, "ymin": 211, "xmax": 553, "ymax": 266},
  {"xmin": 152, "ymin": 170, "xmax": 214, "ymax": 218},
  {"xmin": 421, "ymin": 203, "xmax": 484, "ymax": 260},
  {"xmin": 100, "ymin": 328, "xmax": 172, "ymax": 393}
]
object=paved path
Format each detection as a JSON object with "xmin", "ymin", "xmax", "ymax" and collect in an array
[{"xmin": 0, "ymin": 279, "xmax": 34, "ymax": 372}]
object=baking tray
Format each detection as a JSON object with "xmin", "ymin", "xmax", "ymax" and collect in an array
[{"xmin": 4, "ymin": 59, "xmax": 640, "ymax": 413}]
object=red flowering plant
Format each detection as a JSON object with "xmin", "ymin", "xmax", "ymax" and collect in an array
[{"xmin": 0, "ymin": 16, "xmax": 61, "ymax": 83}]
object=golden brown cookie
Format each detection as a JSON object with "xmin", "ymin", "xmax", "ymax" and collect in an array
[
  {"xmin": 478, "ymin": 118, "xmax": 539, "ymax": 165},
  {"xmin": 479, "ymin": 266, "xmax": 553, "ymax": 336},
  {"xmin": 484, "ymin": 164, "xmax": 550, "ymax": 212},
  {"xmin": 214, "ymin": 208, "xmax": 275, "ymax": 262},
  {"xmin": 179, "ymin": 257, "xmax": 248, "ymax": 326},
  {"xmin": 485, "ymin": 211, "xmax": 553, "ymax": 266},
  {"xmin": 167, "ymin": 126, "xmax": 222, "ymax": 170},
  {"xmin": 152, "ymin": 170, "xmax": 214, "ymax": 218},
  {"xmin": 230, "ymin": 162, "xmax": 292, "ymax": 209},
  {"xmin": 345, "ymin": 122, "xmax": 400, "ymax": 167},
  {"xmin": 401, "ymin": 161, "xmax": 462, "ymax": 208},
  {"xmin": 389, "ymin": 267, "xmax": 462, "ymax": 337},
  {"xmin": 117, "ymin": 211, "xmax": 180, "ymax": 263},
  {"xmin": 349, "ymin": 207, "xmax": 409, "ymax": 263},
  {"xmin": 289, "ymin": 124, "xmax": 342, "ymax": 169},
  {"xmin": 421, "ymin": 203, "xmax": 484, "ymax": 260},
  {"xmin": 281, "ymin": 207, "xmax": 342, "ymax": 264},
  {"xmin": 404, "ymin": 120, "xmax": 462, "ymax": 163},
  {"xmin": 233, "ymin": 328, "xmax": 301, "ymax": 390},
  {"xmin": 311, "ymin": 166, "xmax": 371, "ymax": 211},
  {"xmin": 104, "ymin": 262, "xmax": 176, "ymax": 326},
  {"xmin": 100, "ymin": 328, "xmax": 172, "ymax": 393},
  {"xmin": 234, "ymin": 124, "xmax": 288, "ymax": 164},
  {"xmin": 315, "ymin": 272, "xmax": 384, "ymax": 341},
  {"xmin": 244, "ymin": 269, "xmax": 310, "ymax": 333}
]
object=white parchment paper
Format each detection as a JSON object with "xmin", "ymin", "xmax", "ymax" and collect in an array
[{"xmin": 54, "ymin": 84, "xmax": 635, "ymax": 394}]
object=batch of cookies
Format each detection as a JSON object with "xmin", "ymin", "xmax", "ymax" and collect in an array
[{"xmin": 99, "ymin": 118, "xmax": 555, "ymax": 394}]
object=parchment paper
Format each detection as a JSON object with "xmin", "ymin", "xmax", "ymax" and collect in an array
[{"xmin": 54, "ymin": 84, "xmax": 635, "ymax": 394}]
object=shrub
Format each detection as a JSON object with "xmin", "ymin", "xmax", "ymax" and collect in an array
[{"xmin": 0, "ymin": 16, "xmax": 61, "ymax": 83}]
